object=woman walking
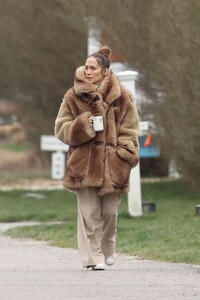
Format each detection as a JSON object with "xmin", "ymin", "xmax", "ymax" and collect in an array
[{"xmin": 54, "ymin": 45, "xmax": 139, "ymax": 270}]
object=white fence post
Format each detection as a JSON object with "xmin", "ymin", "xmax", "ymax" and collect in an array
[{"xmin": 117, "ymin": 71, "xmax": 143, "ymax": 217}]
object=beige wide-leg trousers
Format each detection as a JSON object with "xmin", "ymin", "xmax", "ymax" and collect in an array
[{"xmin": 76, "ymin": 187, "xmax": 121, "ymax": 267}]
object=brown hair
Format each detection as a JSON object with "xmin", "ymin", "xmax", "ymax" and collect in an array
[{"xmin": 88, "ymin": 45, "xmax": 112, "ymax": 69}]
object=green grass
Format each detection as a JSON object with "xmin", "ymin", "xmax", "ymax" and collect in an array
[
  {"xmin": 0, "ymin": 143, "xmax": 29, "ymax": 152},
  {"xmin": 6, "ymin": 223, "xmax": 77, "ymax": 249},
  {"xmin": 0, "ymin": 190, "xmax": 76, "ymax": 222},
  {"xmin": 1, "ymin": 180, "xmax": 200, "ymax": 264}
]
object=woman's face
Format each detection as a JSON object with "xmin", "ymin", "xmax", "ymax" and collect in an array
[{"xmin": 84, "ymin": 56, "xmax": 106, "ymax": 85}]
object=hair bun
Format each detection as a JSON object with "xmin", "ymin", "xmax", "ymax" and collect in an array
[{"xmin": 98, "ymin": 45, "xmax": 112, "ymax": 58}]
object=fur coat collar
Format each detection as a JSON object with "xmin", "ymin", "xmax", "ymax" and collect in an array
[{"xmin": 73, "ymin": 66, "xmax": 121, "ymax": 105}]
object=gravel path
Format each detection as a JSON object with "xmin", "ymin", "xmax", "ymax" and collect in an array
[{"xmin": 0, "ymin": 228, "xmax": 199, "ymax": 300}]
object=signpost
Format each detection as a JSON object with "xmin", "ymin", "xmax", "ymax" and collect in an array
[
  {"xmin": 40, "ymin": 135, "xmax": 68, "ymax": 180},
  {"xmin": 51, "ymin": 151, "xmax": 65, "ymax": 180}
]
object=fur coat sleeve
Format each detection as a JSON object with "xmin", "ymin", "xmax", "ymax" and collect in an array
[{"xmin": 54, "ymin": 91, "xmax": 96, "ymax": 146}]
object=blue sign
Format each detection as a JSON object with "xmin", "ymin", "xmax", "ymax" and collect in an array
[{"xmin": 139, "ymin": 135, "xmax": 160, "ymax": 158}]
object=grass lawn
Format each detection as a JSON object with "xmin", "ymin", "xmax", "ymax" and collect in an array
[
  {"xmin": 1, "ymin": 180, "xmax": 200, "ymax": 264},
  {"xmin": 0, "ymin": 144, "xmax": 29, "ymax": 152}
]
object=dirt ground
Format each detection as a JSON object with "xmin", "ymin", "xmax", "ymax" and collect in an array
[
  {"xmin": 0, "ymin": 178, "xmax": 63, "ymax": 191},
  {"xmin": 0, "ymin": 147, "xmax": 58, "ymax": 190}
]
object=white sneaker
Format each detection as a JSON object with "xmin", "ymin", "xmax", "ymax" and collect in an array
[
  {"xmin": 92, "ymin": 263, "xmax": 105, "ymax": 270},
  {"xmin": 105, "ymin": 255, "xmax": 116, "ymax": 266}
]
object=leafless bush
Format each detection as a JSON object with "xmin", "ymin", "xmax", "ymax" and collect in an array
[{"xmin": 0, "ymin": 150, "xmax": 49, "ymax": 172}]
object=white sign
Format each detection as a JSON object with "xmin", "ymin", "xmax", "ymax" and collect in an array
[
  {"xmin": 139, "ymin": 121, "xmax": 149, "ymax": 135},
  {"xmin": 40, "ymin": 135, "xmax": 69, "ymax": 152}
]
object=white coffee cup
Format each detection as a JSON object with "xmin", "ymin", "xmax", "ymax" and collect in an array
[{"xmin": 91, "ymin": 115, "xmax": 104, "ymax": 132}]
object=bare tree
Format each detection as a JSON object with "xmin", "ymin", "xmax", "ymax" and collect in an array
[{"xmin": 0, "ymin": 0, "xmax": 88, "ymax": 148}]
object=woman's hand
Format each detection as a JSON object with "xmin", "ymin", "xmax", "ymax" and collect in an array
[{"xmin": 88, "ymin": 116, "xmax": 93, "ymax": 126}]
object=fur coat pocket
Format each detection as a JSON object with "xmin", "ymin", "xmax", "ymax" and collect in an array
[
  {"xmin": 107, "ymin": 147, "xmax": 132, "ymax": 188},
  {"xmin": 66, "ymin": 144, "xmax": 91, "ymax": 178},
  {"xmin": 117, "ymin": 146, "xmax": 139, "ymax": 168}
]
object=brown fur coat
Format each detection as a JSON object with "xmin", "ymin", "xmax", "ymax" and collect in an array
[{"xmin": 54, "ymin": 66, "xmax": 139, "ymax": 196}]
